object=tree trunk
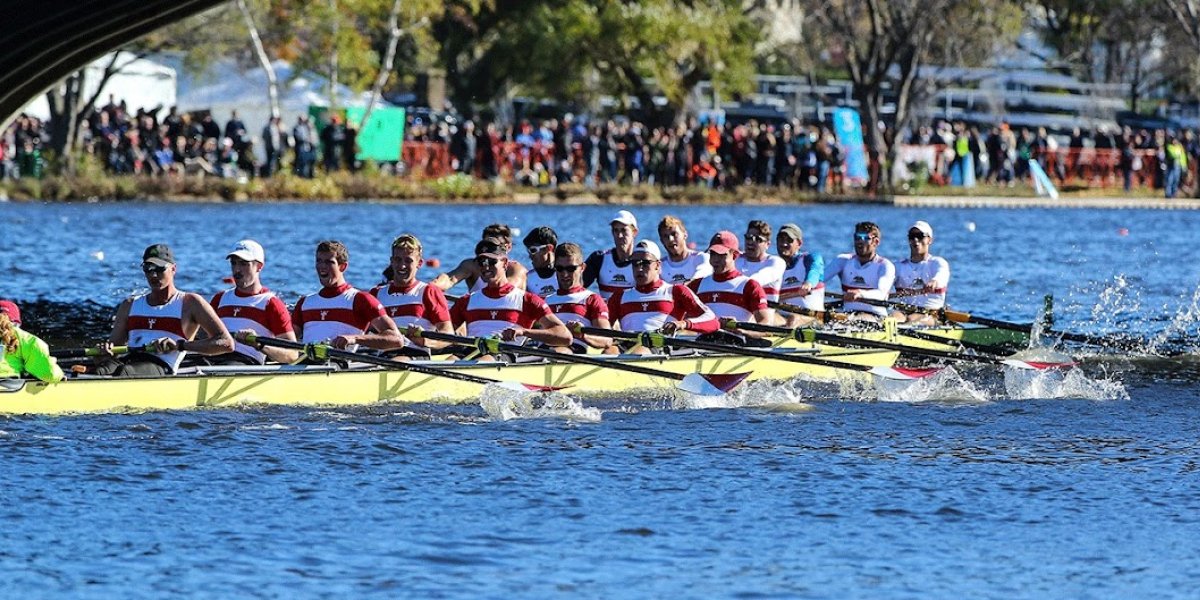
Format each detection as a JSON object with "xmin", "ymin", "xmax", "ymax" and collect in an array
[
  {"xmin": 328, "ymin": 0, "xmax": 340, "ymax": 109},
  {"xmin": 361, "ymin": 0, "xmax": 407, "ymax": 132},
  {"xmin": 237, "ymin": 0, "xmax": 280, "ymax": 120}
]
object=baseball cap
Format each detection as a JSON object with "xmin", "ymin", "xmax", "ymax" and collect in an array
[
  {"xmin": 474, "ymin": 237, "xmax": 508, "ymax": 259},
  {"xmin": 910, "ymin": 221, "xmax": 934, "ymax": 238},
  {"xmin": 707, "ymin": 230, "xmax": 740, "ymax": 255},
  {"xmin": 778, "ymin": 223, "xmax": 803, "ymax": 241},
  {"xmin": 610, "ymin": 210, "xmax": 638, "ymax": 228},
  {"xmin": 632, "ymin": 240, "xmax": 662, "ymax": 260},
  {"xmin": 0, "ymin": 300, "xmax": 20, "ymax": 325},
  {"xmin": 142, "ymin": 243, "xmax": 176, "ymax": 267},
  {"xmin": 227, "ymin": 239, "xmax": 265, "ymax": 263}
]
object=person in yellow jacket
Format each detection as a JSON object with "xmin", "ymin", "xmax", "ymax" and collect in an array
[
  {"xmin": 1164, "ymin": 136, "xmax": 1188, "ymax": 199},
  {"xmin": 0, "ymin": 300, "xmax": 65, "ymax": 382}
]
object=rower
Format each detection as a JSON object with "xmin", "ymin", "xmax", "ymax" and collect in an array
[
  {"xmin": 0, "ymin": 300, "xmax": 64, "ymax": 382},
  {"xmin": 522, "ymin": 226, "xmax": 559, "ymax": 298},
  {"xmin": 776, "ymin": 223, "xmax": 825, "ymax": 327},
  {"xmin": 689, "ymin": 231, "xmax": 771, "ymax": 341},
  {"xmin": 209, "ymin": 239, "xmax": 299, "ymax": 365},
  {"xmin": 371, "ymin": 234, "xmax": 455, "ymax": 356},
  {"xmin": 544, "ymin": 242, "xmax": 614, "ymax": 354},
  {"xmin": 432, "ymin": 223, "xmax": 528, "ymax": 292},
  {"xmin": 824, "ymin": 222, "xmax": 895, "ymax": 322},
  {"xmin": 96, "ymin": 243, "xmax": 235, "ymax": 376},
  {"xmin": 607, "ymin": 240, "xmax": 719, "ymax": 355},
  {"xmin": 292, "ymin": 240, "xmax": 405, "ymax": 351},
  {"xmin": 448, "ymin": 238, "xmax": 571, "ymax": 361},
  {"xmin": 735, "ymin": 220, "xmax": 786, "ymax": 322},
  {"xmin": 890, "ymin": 220, "xmax": 950, "ymax": 325},
  {"xmin": 583, "ymin": 209, "xmax": 638, "ymax": 301},
  {"xmin": 658, "ymin": 215, "xmax": 712, "ymax": 285}
]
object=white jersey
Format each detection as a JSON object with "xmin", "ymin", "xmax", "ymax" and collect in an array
[
  {"xmin": 126, "ymin": 292, "xmax": 187, "ymax": 372},
  {"xmin": 525, "ymin": 267, "xmax": 558, "ymax": 298},
  {"xmin": 660, "ymin": 250, "xmax": 712, "ymax": 285},
  {"xmin": 824, "ymin": 253, "xmax": 896, "ymax": 317},
  {"xmin": 735, "ymin": 254, "xmax": 786, "ymax": 302},
  {"xmin": 779, "ymin": 253, "xmax": 826, "ymax": 311},
  {"xmin": 596, "ymin": 249, "xmax": 634, "ymax": 300},
  {"xmin": 893, "ymin": 255, "xmax": 950, "ymax": 309}
]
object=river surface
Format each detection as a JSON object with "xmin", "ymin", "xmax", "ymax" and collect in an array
[{"xmin": 1, "ymin": 201, "xmax": 1199, "ymax": 597}]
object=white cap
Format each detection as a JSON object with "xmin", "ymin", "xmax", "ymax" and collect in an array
[
  {"xmin": 910, "ymin": 221, "xmax": 933, "ymax": 238},
  {"xmin": 610, "ymin": 210, "xmax": 638, "ymax": 228},
  {"xmin": 227, "ymin": 239, "xmax": 265, "ymax": 263},
  {"xmin": 632, "ymin": 240, "xmax": 662, "ymax": 260}
]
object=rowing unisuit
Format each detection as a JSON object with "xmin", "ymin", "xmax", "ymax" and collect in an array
[
  {"xmin": 689, "ymin": 269, "xmax": 768, "ymax": 322},
  {"xmin": 607, "ymin": 280, "xmax": 719, "ymax": 333},
  {"xmin": 894, "ymin": 255, "xmax": 950, "ymax": 309},
  {"xmin": 735, "ymin": 254, "xmax": 786, "ymax": 302},
  {"xmin": 211, "ymin": 288, "xmax": 293, "ymax": 364},
  {"xmin": 584, "ymin": 248, "xmax": 635, "ymax": 300},
  {"xmin": 825, "ymin": 253, "xmax": 896, "ymax": 316},
  {"xmin": 127, "ymin": 292, "xmax": 188, "ymax": 371},
  {"xmin": 780, "ymin": 252, "xmax": 826, "ymax": 311},
  {"xmin": 544, "ymin": 286, "xmax": 609, "ymax": 328},
  {"xmin": 370, "ymin": 280, "xmax": 451, "ymax": 344},
  {"xmin": 661, "ymin": 249, "xmax": 712, "ymax": 285},
  {"xmin": 293, "ymin": 282, "xmax": 389, "ymax": 343},
  {"xmin": 449, "ymin": 283, "xmax": 553, "ymax": 343},
  {"xmin": 525, "ymin": 266, "xmax": 558, "ymax": 298}
]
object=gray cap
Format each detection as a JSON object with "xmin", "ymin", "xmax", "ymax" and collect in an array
[{"xmin": 778, "ymin": 223, "xmax": 803, "ymax": 241}]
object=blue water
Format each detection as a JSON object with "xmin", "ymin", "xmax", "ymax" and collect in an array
[{"xmin": 2, "ymin": 201, "xmax": 1200, "ymax": 597}]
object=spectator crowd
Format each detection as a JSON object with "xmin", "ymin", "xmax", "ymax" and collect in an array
[{"xmin": 2, "ymin": 94, "xmax": 1198, "ymax": 198}]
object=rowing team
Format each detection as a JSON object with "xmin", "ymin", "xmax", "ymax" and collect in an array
[{"xmin": 0, "ymin": 210, "xmax": 948, "ymax": 383}]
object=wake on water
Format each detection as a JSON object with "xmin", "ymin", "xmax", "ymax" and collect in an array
[{"xmin": 478, "ymin": 384, "xmax": 602, "ymax": 422}]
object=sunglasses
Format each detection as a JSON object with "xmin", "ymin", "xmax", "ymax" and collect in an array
[
  {"xmin": 908, "ymin": 232, "xmax": 928, "ymax": 241},
  {"xmin": 632, "ymin": 259, "xmax": 659, "ymax": 269},
  {"xmin": 744, "ymin": 234, "xmax": 768, "ymax": 243},
  {"xmin": 142, "ymin": 263, "xmax": 167, "ymax": 275},
  {"xmin": 854, "ymin": 233, "xmax": 877, "ymax": 242},
  {"xmin": 475, "ymin": 256, "xmax": 501, "ymax": 268},
  {"xmin": 527, "ymin": 244, "xmax": 551, "ymax": 255},
  {"xmin": 554, "ymin": 264, "xmax": 581, "ymax": 273}
]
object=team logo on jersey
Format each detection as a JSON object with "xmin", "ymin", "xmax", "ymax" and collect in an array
[
  {"xmin": 232, "ymin": 307, "xmax": 241, "ymax": 316},
  {"xmin": 784, "ymin": 276, "xmax": 800, "ymax": 284},
  {"xmin": 641, "ymin": 302, "xmax": 650, "ymax": 311},
  {"xmin": 613, "ymin": 274, "xmax": 627, "ymax": 283},
  {"xmin": 147, "ymin": 318, "xmax": 157, "ymax": 328},
  {"xmin": 852, "ymin": 276, "xmax": 866, "ymax": 285},
  {"xmin": 708, "ymin": 293, "xmax": 720, "ymax": 302},
  {"xmin": 490, "ymin": 310, "xmax": 498, "ymax": 319},
  {"xmin": 390, "ymin": 307, "xmax": 400, "ymax": 316},
  {"xmin": 320, "ymin": 310, "xmax": 329, "ymax": 320},
  {"xmin": 913, "ymin": 278, "xmax": 926, "ymax": 287}
]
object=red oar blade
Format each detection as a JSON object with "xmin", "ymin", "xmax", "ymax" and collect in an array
[
  {"xmin": 869, "ymin": 366, "xmax": 943, "ymax": 381},
  {"xmin": 1000, "ymin": 359, "xmax": 1078, "ymax": 370},
  {"xmin": 520, "ymin": 383, "xmax": 573, "ymax": 392},
  {"xmin": 678, "ymin": 371, "xmax": 752, "ymax": 395}
]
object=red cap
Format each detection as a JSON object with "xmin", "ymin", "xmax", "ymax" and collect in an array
[
  {"xmin": 708, "ymin": 230, "xmax": 740, "ymax": 256},
  {"xmin": 0, "ymin": 300, "xmax": 21, "ymax": 325}
]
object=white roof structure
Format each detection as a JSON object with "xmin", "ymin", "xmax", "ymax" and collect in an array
[{"xmin": 21, "ymin": 51, "xmax": 177, "ymax": 121}]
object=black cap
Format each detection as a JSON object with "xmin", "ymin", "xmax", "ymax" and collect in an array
[
  {"xmin": 523, "ymin": 226, "xmax": 558, "ymax": 247},
  {"xmin": 142, "ymin": 243, "xmax": 175, "ymax": 267},
  {"xmin": 474, "ymin": 237, "xmax": 507, "ymax": 259}
]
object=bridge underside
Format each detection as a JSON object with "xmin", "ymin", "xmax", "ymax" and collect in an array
[{"xmin": 0, "ymin": 0, "xmax": 227, "ymax": 123}]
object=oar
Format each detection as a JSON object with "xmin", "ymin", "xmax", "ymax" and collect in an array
[
  {"xmin": 415, "ymin": 331, "xmax": 750, "ymax": 395},
  {"xmin": 731, "ymin": 321, "xmax": 1074, "ymax": 370},
  {"xmin": 246, "ymin": 335, "xmax": 563, "ymax": 393},
  {"xmin": 576, "ymin": 326, "xmax": 938, "ymax": 381},
  {"xmin": 768, "ymin": 300, "xmax": 854, "ymax": 324},
  {"xmin": 836, "ymin": 295, "xmax": 1144, "ymax": 350},
  {"xmin": 51, "ymin": 345, "xmax": 143, "ymax": 359}
]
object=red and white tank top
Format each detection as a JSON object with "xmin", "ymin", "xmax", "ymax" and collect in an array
[
  {"xmin": 689, "ymin": 271, "xmax": 767, "ymax": 322},
  {"xmin": 449, "ymin": 284, "xmax": 552, "ymax": 342},
  {"xmin": 893, "ymin": 256, "xmax": 950, "ymax": 309},
  {"xmin": 545, "ymin": 286, "xmax": 609, "ymax": 328},
  {"xmin": 127, "ymin": 292, "xmax": 187, "ymax": 372},
  {"xmin": 525, "ymin": 267, "xmax": 558, "ymax": 298},
  {"xmin": 825, "ymin": 253, "xmax": 896, "ymax": 317},
  {"xmin": 596, "ymin": 249, "xmax": 634, "ymax": 300},
  {"xmin": 370, "ymin": 281, "xmax": 451, "ymax": 330},
  {"xmin": 660, "ymin": 250, "xmax": 712, "ymax": 285},
  {"xmin": 735, "ymin": 254, "xmax": 786, "ymax": 302},
  {"xmin": 294, "ymin": 283, "xmax": 388, "ymax": 343},
  {"xmin": 211, "ymin": 288, "xmax": 293, "ymax": 364},
  {"xmin": 608, "ymin": 280, "xmax": 718, "ymax": 333}
]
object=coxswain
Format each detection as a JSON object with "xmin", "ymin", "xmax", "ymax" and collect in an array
[
  {"xmin": 583, "ymin": 209, "xmax": 638, "ymax": 300},
  {"xmin": 776, "ymin": 223, "xmax": 825, "ymax": 327},
  {"xmin": 824, "ymin": 222, "xmax": 895, "ymax": 322},
  {"xmin": 448, "ymin": 237, "xmax": 571, "ymax": 360},
  {"xmin": 890, "ymin": 221, "xmax": 950, "ymax": 325},
  {"xmin": 0, "ymin": 300, "xmax": 64, "ymax": 382},
  {"xmin": 432, "ymin": 223, "xmax": 528, "ymax": 292},
  {"xmin": 371, "ymin": 234, "xmax": 455, "ymax": 355},
  {"xmin": 543, "ymin": 242, "xmax": 614, "ymax": 353},
  {"xmin": 688, "ymin": 231, "xmax": 771, "ymax": 339},
  {"xmin": 607, "ymin": 240, "xmax": 719, "ymax": 355},
  {"xmin": 735, "ymin": 219, "xmax": 786, "ymax": 321},
  {"xmin": 657, "ymin": 215, "xmax": 712, "ymax": 285},
  {"xmin": 292, "ymin": 240, "xmax": 405, "ymax": 351},
  {"xmin": 210, "ymin": 239, "xmax": 299, "ymax": 365},
  {"xmin": 522, "ymin": 226, "xmax": 559, "ymax": 298},
  {"xmin": 97, "ymin": 243, "xmax": 234, "ymax": 376}
]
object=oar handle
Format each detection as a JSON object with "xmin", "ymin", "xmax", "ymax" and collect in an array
[
  {"xmin": 767, "ymin": 300, "xmax": 848, "ymax": 323},
  {"xmin": 51, "ymin": 345, "xmax": 139, "ymax": 359}
]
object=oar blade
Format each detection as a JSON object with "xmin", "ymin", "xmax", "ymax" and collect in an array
[
  {"xmin": 1000, "ymin": 359, "xmax": 1078, "ymax": 370},
  {"xmin": 678, "ymin": 371, "xmax": 752, "ymax": 395},
  {"xmin": 869, "ymin": 366, "xmax": 943, "ymax": 381}
]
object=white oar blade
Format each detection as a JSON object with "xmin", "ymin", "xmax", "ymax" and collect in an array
[
  {"xmin": 1000, "ymin": 359, "xmax": 1077, "ymax": 370},
  {"xmin": 869, "ymin": 366, "xmax": 942, "ymax": 381}
]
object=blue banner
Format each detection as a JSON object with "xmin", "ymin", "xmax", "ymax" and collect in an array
[{"xmin": 832, "ymin": 108, "xmax": 868, "ymax": 184}]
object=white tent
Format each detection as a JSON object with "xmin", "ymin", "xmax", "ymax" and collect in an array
[{"xmin": 21, "ymin": 52, "xmax": 177, "ymax": 121}]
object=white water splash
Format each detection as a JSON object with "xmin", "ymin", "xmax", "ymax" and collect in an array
[
  {"xmin": 1003, "ymin": 366, "xmax": 1128, "ymax": 400},
  {"xmin": 1147, "ymin": 283, "xmax": 1200, "ymax": 355},
  {"xmin": 673, "ymin": 377, "xmax": 816, "ymax": 412},
  {"xmin": 871, "ymin": 367, "xmax": 990, "ymax": 404},
  {"xmin": 478, "ymin": 385, "xmax": 600, "ymax": 422}
]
